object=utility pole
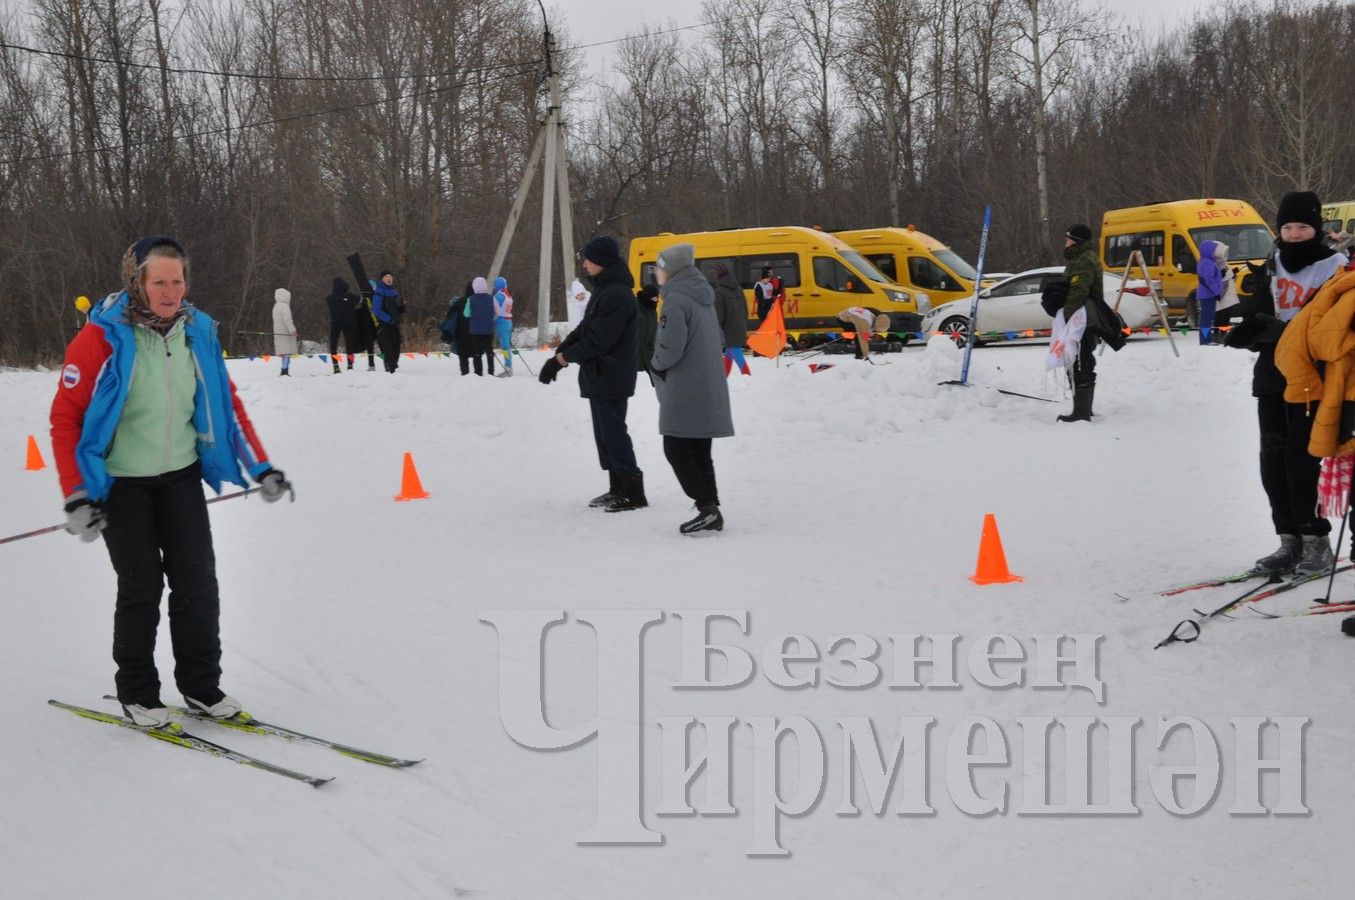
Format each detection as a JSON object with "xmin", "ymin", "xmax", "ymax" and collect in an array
[{"xmin": 489, "ymin": 5, "xmax": 576, "ymax": 347}]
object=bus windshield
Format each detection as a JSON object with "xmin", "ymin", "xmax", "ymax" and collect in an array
[
  {"xmin": 1188, "ymin": 224, "xmax": 1274, "ymax": 261},
  {"xmin": 839, "ymin": 249, "xmax": 894, "ymax": 283},
  {"xmin": 934, "ymin": 249, "xmax": 978, "ymax": 281}
]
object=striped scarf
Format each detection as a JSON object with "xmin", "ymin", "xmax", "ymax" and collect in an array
[{"xmin": 1318, "ymin": 454, "xmax": 1355, "ymax": 518}]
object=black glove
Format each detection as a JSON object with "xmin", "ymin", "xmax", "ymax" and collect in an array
[
  {"xmin": 539, "ymin": 357, "xmax": 562, "ymax": 384},
  {"xmin": 258, "ymin": 468, "xmax": 295, "ymax": 503},
  {"xmin": 64, "ymin": 497, "xmax": 106, "ymax": 542}
]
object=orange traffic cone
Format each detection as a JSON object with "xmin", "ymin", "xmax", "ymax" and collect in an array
[
  {"xmin": 970, "ymin": 513, "xmax": 1022, "ymax": 585},
  {"xmin": 25, "ymin": 435, "xmax": 46, "ymax": 471},
  {"xmin": 394, "ymin": 452, "xmax": 430, "ymax": 501}
]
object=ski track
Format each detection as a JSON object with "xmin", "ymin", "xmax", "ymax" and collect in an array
[{"xmin": 5, "ymin": 336, "xmax": 1355, "ymax": 897}]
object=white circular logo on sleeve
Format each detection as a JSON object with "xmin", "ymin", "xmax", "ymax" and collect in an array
[{"xmin": 62, "ymin": 364, "xmax": 81, "ymax": 388}]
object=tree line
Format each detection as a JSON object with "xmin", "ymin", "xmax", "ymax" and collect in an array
[{"xmin": 0, "ymin": 0, "xmax": 1350, "ymax": 364}]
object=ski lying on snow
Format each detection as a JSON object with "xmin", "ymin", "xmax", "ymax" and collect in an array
[
  {"xmin": 102, "ymin": 696, "xmax": 422, "ymax": 768},
  {"xmin": 1246, "ymin": 600, "xmax": 1355, "ymax": 619},
  {"xmin": 49, "ymin": 700, "xmax": 332, "ymax": 787},
  {"xmin": 1156, "ymin": 557, "xmax": 1349, "ymax": 597},
  {"xmin": 1156, "ymin": 564, "xmax": 1355, "ymax": 647},
  {"xmin": 1240, "ymin": 564, "xmax": 1355, "ymax": 609},
  {"xmin": 1157, "ymin": 570, "xmax": 1268, "ymax": 596}
]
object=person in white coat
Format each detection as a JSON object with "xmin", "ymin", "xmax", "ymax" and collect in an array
[
  {"xmin": 272, "ymin": 288, "xmax": 298, "ymax": 376},
  {"xmin": 568, "ymin": 279, "xmax": 591, "ymax": 327}
]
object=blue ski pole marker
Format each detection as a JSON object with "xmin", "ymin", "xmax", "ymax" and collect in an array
[{"xmin": 958, "ymin": 205, "xmax": 992, "ymax": 387}]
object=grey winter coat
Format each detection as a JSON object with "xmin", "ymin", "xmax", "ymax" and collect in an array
[
  {"xmin": 650, "ymin": 265, "xmax": 734, "ymax": 439},
  {"xmin": 712, "ymin": 270, "xmax": 748, "ymax": 349}
]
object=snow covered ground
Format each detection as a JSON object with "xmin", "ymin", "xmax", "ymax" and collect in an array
[{"xmin": 3, "ymin": 334, "xmax": 1354, "ymax": 898}]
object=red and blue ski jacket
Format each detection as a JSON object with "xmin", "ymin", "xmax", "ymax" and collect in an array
[{"xmin": 50, "ymin": 291, "xmax": 272, "ymax": 502}]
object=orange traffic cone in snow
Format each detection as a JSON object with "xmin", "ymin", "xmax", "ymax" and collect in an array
[
  {"xmin": 394, "ymin": 452, "xmax": 430, "ymax": 501},
  {"xmin": 970, "ymin": 513, "xmax": 1022, "ymax": 585},
  {"xmin": 25, "ymin": 435, "xmax": 46, "ymax": 471}
]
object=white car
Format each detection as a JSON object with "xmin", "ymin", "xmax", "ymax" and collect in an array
[{"xmin": 919, "ymin": 267, "xmax": 1162, "ymax": 346}]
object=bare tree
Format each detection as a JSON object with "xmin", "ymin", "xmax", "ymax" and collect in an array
[{"xmin": 1008, "ymin": 0, "xmax": 1103, "ymax": 253}]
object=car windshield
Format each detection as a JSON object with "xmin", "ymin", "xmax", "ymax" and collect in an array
[
  {"xmin": 1188, "ymin": 224, "xmax": 1274, "ymax": 261},
  {"xmin": 839, "ymin": 249, "xmax": 893, "ymax": 284},
  {"xmin": 934, "ymin": 249, "xmax": 978, "ymax": 281}
]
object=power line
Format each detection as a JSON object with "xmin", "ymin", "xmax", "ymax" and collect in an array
[
  {"xmin": 0, "ymin": 19, "xmax": 714, "ymax": 85},
  {"xmin": 2, "ymin": 17, "xmax": 725, "ymax": 163},
  {"xmin": 16, "ymin": 64, "xmax": 538, "ymax": 165},
  {"xmin": 0, "ymin": 39, "xmax": 542, "ymax": 83},
  {"xmin": 566, "ymin": 20, "xmax": 711, "ymax": 52}
]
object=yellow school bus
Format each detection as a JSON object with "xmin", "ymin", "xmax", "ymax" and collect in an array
[
  {"xmin": 835, "ymin": 225, "xmax": 979, "ymax": 309},
  {"xmin": 1322, "ymin": 200, "xmax": 1355, "ymax": 236},
  {"xmin": 1100, "ymin": 199, "xmax": 1273, "ymax": 322},
  {"xmin": 629, "ymin": 226, "xmax": 924, "ymax": 340}
]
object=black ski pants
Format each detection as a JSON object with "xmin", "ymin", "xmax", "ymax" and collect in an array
[
  {"xmin": 1258, "ymin": 395, "xmax": 1330, "ymax": 537},
  {"xmin": 377, "ymin": 324, "xmax": 402, "ymax": 372},
  {"xmin": 469, "ymin": 334, "xmax": 495, "ymax": 375},
  {"xmin": 101, "ymin": 462, "xmax": 223, "ymax": 707},
  {"xmin": 1070, "ymin": 336, "xmax": 1097, "ymax": 389},
  {"xmin": 589, "ymin": 397, "xmax": 640, "ymax": 476},
  {"xmin": 663, "ymin": 436, "xmax": 719, "ymax": 508},
  {"xmin": 329, "ymin": 323, "xmax": 356, "ymax": 362}
]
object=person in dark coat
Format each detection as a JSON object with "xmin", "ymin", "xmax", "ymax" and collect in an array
[
  {"xmin": 650, "ymin": 243, "xmax": 734, "ymax": 534},
  {"xmin": 537, "ymin": 235, "xmax": 645, "ymax": 511},
  {"xmin": 352, "ymin": 289, "xmax": 377, "ymax": 372},
  {"xmin": 443, "ymin": 280, "xmax": 476, "ymax": 376},
  {"xmin": 712, "ymin": 263, "xmax": 749, "ymax": 376},
  {"xmin": 1056, "ymin": 224, "xmax": 1103, "ymax": 422},
  {"xmin": 466, "ymin": 276, "xmax": 497, "ymax": 376},
  {"xmin": 1227, "ymin": 190, "xmax": 1350, "ymax": 578},
  {"xmin": 324, "ymin": 277, "xmax": 358, "ymax": 373},
  {"xmin": 636, "ymin": 283, "xmax": 659, "ymax": 372}
]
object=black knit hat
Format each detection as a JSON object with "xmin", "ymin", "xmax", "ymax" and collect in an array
[
  {"xmin": 582, "ymin": 235, "xmax": 622, "ymax": 267},
  {"xmin": 1065, "ymin": 224, "xmax": 1093, "ymax": 244},
  {"xmin": 1276, "ymin": 191, "xmax": 1323, "ymax": 231}
]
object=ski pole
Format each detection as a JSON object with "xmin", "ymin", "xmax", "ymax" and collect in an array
[
  {"xmin": 1154, "ymin": 575, "xmax": 1280, "ymax": 649},
  {"xmin": 936, "ymin": 379, "xmax": 1057, "ymax": 403},
  {"xmin": 511, "ymin": 349, "xmax": 536, "ymax": 377},
  {"xmin": 788, "ymin": 335, "xmax": 849, "ymax": 363},
  {"xmin": 1316, "ymin": 504, "xmax": 1351, "ymax": 605},
  {"xmin": 0, "ymin": 486, "xmax": 263, "ymax": 547}
]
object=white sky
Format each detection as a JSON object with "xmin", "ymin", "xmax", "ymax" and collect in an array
[{"xmin": 564, "ymin": 0, "xmax": 1214, "ymax": 86}]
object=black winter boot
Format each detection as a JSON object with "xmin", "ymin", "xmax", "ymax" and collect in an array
[
  {"xmin": 680, "ymin": 504, "xmax": 724, "ymax": 535},
  {"xmin": 589, "ymin": 471, "xmax": 621, "ymax": 508},
  {"xmin": 1057, "ymin": 383, "xmax": 1094, "ymax": 422},
  {"xmin": 605, "ymin": 473, "xmax": 648, "ymax": 512},
  {"xmin": 1341, "ymin": 615, "xmax": 1355, "ymax": 637}
]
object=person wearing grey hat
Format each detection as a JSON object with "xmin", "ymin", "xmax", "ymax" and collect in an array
[{"xmin": 649, "ymin": 243, "xmax": 734, "ymax": 534}]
